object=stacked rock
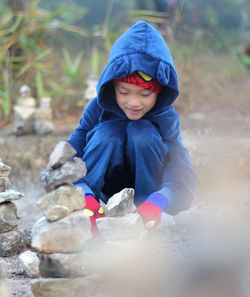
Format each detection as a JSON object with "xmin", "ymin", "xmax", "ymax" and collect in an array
[
  {"xmin": 13, "ymin": 85, "xmax": 37, "ymax": 135},
  {"xmin": 0, "ymin": 159, "xmax": 31, "ymax": 257},
  {"xmin": 13, "ymin": 85, "xmax": 54, "ymax": 136},
  {"xmin": 31, "ymin": 142, "xmax": 102, "ymax": 297},
  {"xmin": 34, "ymin": 97, "xmax": 54, "ymax": 135},
  {"xmin": 96, "ymin": 188, "xmax": 145, "ymax": 242}
]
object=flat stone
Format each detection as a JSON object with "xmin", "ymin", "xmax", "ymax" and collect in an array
[
  {"xmin": 37, "ymin": 185, "xmax": 85, "ymax": 221},
  {"xmin": 31, "ymin": 211, "xmax": 91, "ymax": 253},
  {"xmin": 96, "ymin": 213, "xmax": 145, "ymax": 241},
  {"xmin": 0, "ymin": 281, "xmax": 9, "ymax": 297},
  {"xmin": 0, "ymin": 259, "xmax": 9, "ymax": 278},
  {"xmin": 0, "ymin": 162, "xmax": 11, "ymax": 177},
  {"xmin": 19, "ymin": 250, "xmax": 40, "ymax": 278},
  {"xmin": 0, "ymin": 202, "xmax": 18, "ymax": 233},
  {"xmin": 106, "ymin": 188, "xmax": 136, "ymax": 217},
  {"xmin": 31, "ymin": 275, "xmax": 102, "ymax": 297},
  {"xmin": 41, "ymin": 158, "xmax": 86, "ymax": 192},
  {"xmin": 0, "ymin": 177, "xmax": 11, "ymax": 192},
  {"xmin": 46, "ymin": 141, "xmax": 76, "ymax": 170},
  {"xmin": 0, "ymin": 190, "xmax": 24, "ymax": 204},
  {"xmin": 0, "ymin": 229, "xmax": 31, "ymax": 257},
  {"xmin": 38, "ymin": 251, "xmax": 92, "ymax": 278}
]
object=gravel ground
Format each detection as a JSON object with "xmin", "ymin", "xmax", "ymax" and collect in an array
[{"xmin": 0, "ymin": 111, "xmax": 250, "ymax": 297}]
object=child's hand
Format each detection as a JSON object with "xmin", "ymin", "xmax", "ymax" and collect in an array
[
  {"xmin": 46, "ymin": 141, "xmax": 76, "ymax": 170},
  {"xmin": 83, "ymin": 194, "xmax": 105, "ymax": 234},
  {"xmin": 137, "ymin": 201, "xmax": 162, "ymax": 229}
]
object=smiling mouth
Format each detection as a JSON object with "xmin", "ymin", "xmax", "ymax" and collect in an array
[{"xmin": 127, "ymin": 109, "xmax": 142, "ymax": 114}]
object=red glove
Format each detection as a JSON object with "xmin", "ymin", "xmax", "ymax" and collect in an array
[
  {"xmin": 137, "ymin": 202, "xmax": 162, "ymax": 229},
  {"xmin": 137, "ymin": 193, "xmax": 169, "ymax": 229},
  {"xmin": 83, "ymin": 194, "xmax": 105, "ymax": 234}
]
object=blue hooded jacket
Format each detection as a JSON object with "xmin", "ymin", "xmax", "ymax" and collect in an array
[{"xmin": 68, "ymin": 20, "xmax": 195, "ymax": 215}]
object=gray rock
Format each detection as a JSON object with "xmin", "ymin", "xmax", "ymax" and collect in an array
[
  {"xmin": 31, "ymin": 275, "xmax": 102, "ymax": 297},
  {"xmin": 106, "ymin": 188, "xmax": 136, "ymax": 217},
  {"xmin": 46, "ymin": 141, "xmax": 76, "ymax": 170},
  {"xmin": 0, "ymin": 281, "xmax": 9, "ymax": 297},
  {"xmin": 34, "ymin": 120, "xmax": 54, "ymax": 135},
  {"xmin": 0, "ymin": 259, "xmax": 9, "ymax": 278},
  {"xmin": 0, "ymin": 162, "xmax": 11, "ymax": 177},
  {"xmin": 0, "ymin": 190, "xmax": 24, "ymax": 204},
  {"xmin": 38, "ymin": 251, "xmax": 92, "ymax": 278},
  {"xmin": 19, "ymin": 250, "xmax": 40, "ymax": 278},
  {"xmin": 0, "ymin": 202, "xmax": 18, "ymax": 233},
  {"xmin": 0, "ymin": 229, "xmax": 31, "ymax": 257},
  {"xmin": 37, "ymin": 185, "xmax": 85, "ymax": 221},
  {"xmin": 0, "ymin": 177, "xmax": 11, "ymax": 192},
  {"xmin": 96, "ymin": 213, "xmax": 145, "ymax": 241},
  {"xmin": 31, "ymin": 211, "xmax": 91, "ymax": 253},
  {"xmin": 41, "ymin": 158, "xmax": 86, "ymax": 192}
]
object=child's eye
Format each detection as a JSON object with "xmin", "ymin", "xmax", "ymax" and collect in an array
[
  {"xmin": 119, "ymin": 91, "xmax": 128, "ymax": 95},
  {"xmin": 141, "ymin": 93, "xmax": 151, "ymax": 97}
]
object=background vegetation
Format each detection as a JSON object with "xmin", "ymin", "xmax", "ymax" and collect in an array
[{"xmin": 0, "ymin": 0, "xmax": 249, "ymax": 122}]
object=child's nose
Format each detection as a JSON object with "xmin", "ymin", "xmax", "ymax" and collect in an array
[{"xmin": 128, "ymin": 96, "xmax": 140, "ymax": 107}]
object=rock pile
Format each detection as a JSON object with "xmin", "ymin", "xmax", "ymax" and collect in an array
[
  {"xmin": 97, "ymin": 188, "xmax": 145, "ymax": 241},
  {"xmin": 0, "ymin": 160, "xmax": 31, "ymax": 257},
  {"xmin": 31, "ymin": 144, "xmax": 102, "ymax": 297},
  {"xmin": 13, "ymin": 85, "xmax": 54, "ymax": 135},
  {"xmin": 31, "ymin": 142, "xmax": 146, "ymax": 297}
]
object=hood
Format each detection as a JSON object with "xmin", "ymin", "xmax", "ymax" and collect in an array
[{"xmin": 97, "ymin": 20, "xmax": 179, "ymax": 116}]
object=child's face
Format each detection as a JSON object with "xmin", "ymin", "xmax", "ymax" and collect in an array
[{"xmin": 114, "ymin": 81, "xmax": 157, "ymax": 120}]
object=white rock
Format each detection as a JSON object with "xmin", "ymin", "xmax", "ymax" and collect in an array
[
  {"xmin": 0, "ymin": 259, "xmax": 9, "ymax": 278},
  {"xmin": 37, "ymin": 185, "xmax": 85, "ymax": 221},
  {"xmin": 31, "ymin": 275, "xmax": 102, "ymax": 297},
  {"xmin": 106, "ymin": 188, "xmax": 136, "ymax": 217},
  {"xmin": 0, "ymin": 190, "xmax": 24, "ymax": 204},
  {"xmin": 96, "ymin": 213, "xmax": 145, "ymax": 241},
  {"xmin": 0, "ymin": 281, "xmax": 9, "ymax": 297},
  {"xmin": 32, "ymin": 211, "xmax": 91, "ymax": 253},
  {"xmin": 19, "ymin": 250, "xmax": 40, "ymax": 278}
]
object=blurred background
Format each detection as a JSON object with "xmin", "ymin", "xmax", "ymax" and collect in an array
[
  {"xmin": 1, "ymin": 0, "xmax": 250, "ymax": 202},
  {"xmin": 0, "ymin": 0, "xmax": 249, "ymax": 122},
  {"xmin": 0, "ymin": 0, "xmax": 249, "ymax": 222},
  {"xmin": 0, "ymin": 2, "xmax": 250, "ymax": 297}
]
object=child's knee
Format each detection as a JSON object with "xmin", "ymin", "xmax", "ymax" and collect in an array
[
  {"xmin": 127, "ymin": 120, "xmax": 160, "ymax": 147},
  {"xmin": 89, "ymin": 120, "xmax": 125, "ymax": 145}
]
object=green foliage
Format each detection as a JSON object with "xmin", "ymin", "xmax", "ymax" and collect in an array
[
  {"xmin": 62, "ymin": 48, "xmax": 83, "ymax": 81},
  {"xmin": 0, "ymin": 0, "xmax": 87, "ymax": 117},
  {"xmin": 0, "ymin": 70, "xmax": 11, "ymax": 117}
]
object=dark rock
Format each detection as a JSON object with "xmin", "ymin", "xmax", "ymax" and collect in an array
[
  {"xmin": 0, "ymin": 202, "xmax": 18, "ymax": 233},
  {"xmin": 0, "ymin": 177, "xmax": 11, "ymax": 192},
  {"xmin": 46, "ymin": 141, "xmax": 76, "ymax": 170},
  {"xmin": 38, "ymin": 251, "xmax": 91, "ymax": 278},
  {"xmin": 0, "ymin": 229, "xmax": 31, "ymax": 257},
  {"xmin": 0, "ymin": 162, "xmax": 11, "ymax": 177},
  {"xmin": 41, "ymin": 158, "xmax": 86, "ymax": 192}
]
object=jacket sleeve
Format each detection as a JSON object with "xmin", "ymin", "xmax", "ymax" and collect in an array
[
  {"xmin": 67, "ymin": 98, "xmax": 102, "ymax": 158},
  {"xmin": 156, "ymin": 106, "xmax": 196, "ymax": 215}
]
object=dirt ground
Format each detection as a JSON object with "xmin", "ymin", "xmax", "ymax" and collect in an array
[{"xmin": 0, "ymin": 53, "xmax": 250, "ymax": 297}]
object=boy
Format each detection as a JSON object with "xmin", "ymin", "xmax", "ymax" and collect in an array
[{"xmin": 48, "ymin": 20, "xmax": 195, "ymax": 231}]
